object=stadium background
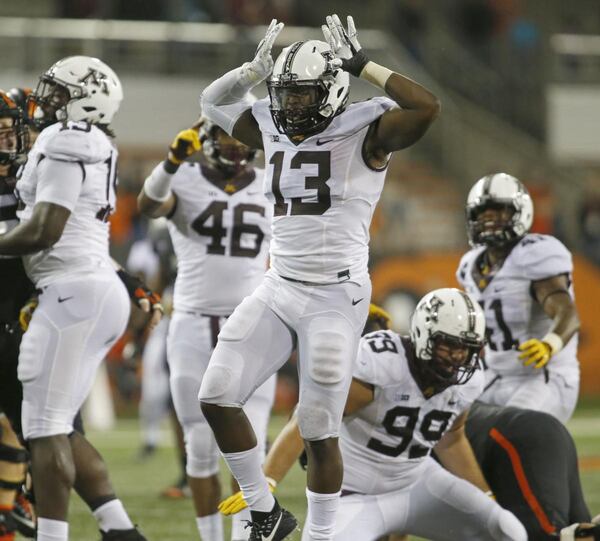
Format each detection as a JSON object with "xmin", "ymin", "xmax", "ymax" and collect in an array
[{"xmin": 1, "ymin": 1, "xmax": 600, "ymax": 539}]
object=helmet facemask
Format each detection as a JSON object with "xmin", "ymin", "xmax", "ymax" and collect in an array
[
  {"xmin": 31, "ymin": 76, "xmax": 78, "ymax": 130},
  {"xmin": 268, "ymin": 79, "xmax": 332, "ymax": 138},
  {"xmin": 416, "ymin": 332, "xmax": 483, "ymax": 393},
  {"xmin": 0, "ymin": 96, "xmax": 29, "ymax": 168},
  {"xmin": 200, "ymin": 122, "xmax": 255, "ymax": 176},
  {"xmin": 467, "ymin": 200, "xmax": 521, "ymax": 247}
]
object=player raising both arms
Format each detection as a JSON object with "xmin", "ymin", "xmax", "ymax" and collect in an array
[
  {"xmin": 456, "ymin": 173, "xmax": 580, "ymax": 423},
  {"xmin": 199, "ymin": 13, "xmax": 440, "ymax": 541}
]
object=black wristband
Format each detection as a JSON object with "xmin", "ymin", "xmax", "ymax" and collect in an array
[
  {"xmin": 342, "ymin": 50, "xmax": 370, "ymax": 78},
  {"xmin": 163, "ymin": 159, "xmax": 180, "ymax": 175}
]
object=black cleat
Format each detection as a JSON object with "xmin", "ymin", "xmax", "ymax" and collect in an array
[
  {"xmin": 100, "ymin": 527, "xmax": 148, "ymax": 541},
  {"xmin": 247, "ymin": 501, "xmax": 297, "ymax": 541}
]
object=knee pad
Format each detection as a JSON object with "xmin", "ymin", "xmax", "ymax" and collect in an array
[
  {"xmin": 296, "ymin": 403, "xmax": 337, "ymax": 441},
  {"xmin": 198, "ymin": 346, "xmax": 245, "ymax": 406},
  {"xmin": 491, "ymin": 508, "xmax": 528, "ymax": 541},
  {"xmin": 306, "ymin": 318, "xmax": 352, "ymax": 385},
  {"xmin": 184, "ymin": 422, "xmax": 219, "ymax": 478}
]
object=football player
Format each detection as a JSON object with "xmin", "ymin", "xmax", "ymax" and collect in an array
[
  {"xmin": 0, "ymin": 89, "xmax": 34, "ymax": 541},
  {"xmin": 466, "ymin": 401, "xmax": 594, "ymax": 541},
  {"xmin": 456, "ymin": 173, "xmax": 580, "ymax": 423},
  {"xmin": 138, "ymin": 118, "xmax": 276, "ymax": 541},
  {"xmin": 219, "ymin": 289, "xmax": 527, "ymax": 540},
  {"xmin": 198, "ymin": 14, "xmax": 440, "ymax": 540},
  {"xmin": 0, "ymin": 56, "xmax": 149, "ymax": 541}
]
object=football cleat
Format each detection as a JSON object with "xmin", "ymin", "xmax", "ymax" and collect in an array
[
  {"xmin": 246, "ymin": 501, "xmax": 297, "ymax": 541},
  {"xmin": 10, "ymin": 490, "xmax": 36, "ymax": 538},
  {"xmin": 0, "ymin": 509, "xmax": 17, "ymax": 540},
  {"xmin": 99, "ymin": 527, "xmax": 148, "ymax": 541}
]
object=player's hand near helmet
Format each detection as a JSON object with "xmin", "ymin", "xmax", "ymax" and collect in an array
[
  {"xmin": 322, "ymin": 14, "xmax": 369, "ymax": 77},
  {"xmin": 239, "ymin": 19, "xmax": 284, "ymax": 87},
  {"xmin": 167, "ymin": 127, "xmax": 201, "ymax": 165},
  {"xmin": 218, "ymin": 477, "xmax": 277, "ymax": 516}
]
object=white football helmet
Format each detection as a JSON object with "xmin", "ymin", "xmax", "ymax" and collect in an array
[
  {"xmin": 466, "ymin": 173, "xmax": 534, "ymax": 247},
  {"xmin": 267, "ymin": 40, "xmax": 349, "ymax": 137},
  {"xmin": 32, "ymin": 56, "xmax": 123, "ymax": 128},
  {"xmin": 410, "ymin": 288, "xmax": 485, "ymax": 391}
]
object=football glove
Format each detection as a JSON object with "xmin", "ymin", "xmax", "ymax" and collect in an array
[
  {"xmin": 239, "ymin": 19, "xmax": 284, "ymax": 87},
  {"xmin": 518, "ymin": 338, "xmax": 552, "ymax": 369},
  {"xmin": 168, "ymin": 128, "xmax": 201, "ymax": 165},
  {"xmin": 322, "ymin": 14, "xmax": 369, "ymax": 77},
  {"xmin": 218, "ymin": 478, "xmax": 277, "ymax": 516},
  {"xmin": 116, "ymin": 269, "xmax": 164, "ymax": 314},
  {"xmin": 18, "ymin": 297, "xmax": 38, "ymax": 332}
]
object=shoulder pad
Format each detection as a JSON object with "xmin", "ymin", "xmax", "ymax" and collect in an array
[
  {"xmin": 40, "ymin": 122, "xmax": 112, "ymax": 164},
  {"xmin": 514, "ymin": 234, "xmax": 572, "ymax": 281},
  {"xmin": 354, "ymin": 330, "xmax": 403, "ymax": 386}
]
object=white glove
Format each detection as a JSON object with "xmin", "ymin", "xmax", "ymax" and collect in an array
[
  {"xmin": 239, "ymin": 19, "xmax": 284, "ymax": 87},
  {"xmin": 321, "ymin": 14, "xmax": 369, "ymax": 77}
]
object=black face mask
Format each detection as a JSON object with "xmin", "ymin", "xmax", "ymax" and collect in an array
[{"xmin": 467, "ymin": 202, "xmax": 520, "ymax": 247}]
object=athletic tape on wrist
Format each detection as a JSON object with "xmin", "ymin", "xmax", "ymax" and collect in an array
[
  {"xmin": 143, "ymin": 163, "xmax": 174, "ymax": 202},
  {"xmin": 360, "ymin": 61, "xmax": 393, "ymax": 88},
  {"xmin": 542, "ymin": 332, "xmax": 564, "ymax": 355}
]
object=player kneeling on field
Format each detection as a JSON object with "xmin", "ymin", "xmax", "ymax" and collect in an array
[{"xmin": 220, "ymin": 289, "xmax": 527, "ymax": 541}]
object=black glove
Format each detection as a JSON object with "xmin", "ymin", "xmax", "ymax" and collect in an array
[{"xmin": 116, "ymin": 269, "xmax": 163, "ymax": 313}]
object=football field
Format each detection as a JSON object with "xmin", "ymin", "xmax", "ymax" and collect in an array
[{"xmin": 68, "ymin": 404, "xmax": 600, "ymax": 541}]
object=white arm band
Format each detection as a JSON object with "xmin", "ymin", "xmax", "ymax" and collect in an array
[
  {"xmin": 560, "ymin": 523, "xmax": 578, "ymax": 541},
  {"xmin": 200, "ymin": 67, "xmax": 257, "ymax": 136},
  {"xmin": 542, "ymin": 332, "xmax": 564, "ymax": 355},
  {"xmin": 359, "ymin": 61, "xmax": 393, "ymax": 89},
  {"xmin": 143, "ymin": 162, "xmax": 174, "ymax": 203}
]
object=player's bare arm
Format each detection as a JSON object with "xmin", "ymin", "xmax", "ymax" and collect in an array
[
  {"xmin": 0, "ymin": 201, "xmax": 69, "ymax": 255},
  {"xmin": 201, "ymin": 19, "xmax": 284, "ymax": 149},
  {"xmin": 322, "ymin": 14, "xmax": 440, "ymax": 167},
  {"xmin": 138, "ymin": 126, "xmax": 202, "ymax": 217},
  {"xmin": 518, "ymin": 274, "xmax": 580, "ymax": 369},
  {"xmin": 533, "ymin": 274, "xmax": 580, "ymax": 345},
  {"xmin": 434, "ymin": 410, "xmax": 492, "ymax": 494}
]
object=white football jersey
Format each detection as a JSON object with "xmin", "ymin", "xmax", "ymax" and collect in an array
[
  {"xmin": 252, "ymin": 97, "xmax": 396, "ymax": 284},
  {"xmin": 340, "ymin": 330, "xmax": 484, "ymax": 495},
  {"xmin": 164, "ymin": 162, "xmax": 272, "ymax": 315},
  {"xmin": 456, "ymin": 234, "xmax": 578, "ymax": 383},
  {"xmin": 16, "ymin": 121, "xmax": 116, "ymax": 286}
]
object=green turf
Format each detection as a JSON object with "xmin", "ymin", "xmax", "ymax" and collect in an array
[{"xmin": 65, "ymin": 409, "xmax": 600, "ymax": 541}]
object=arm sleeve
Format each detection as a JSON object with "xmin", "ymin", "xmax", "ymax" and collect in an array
[
  {"xmin": 352, "ymin": 338, "xmax": 379, "ymax": 385},
  {"xmin": 35, "ymin": 158, "xmax": 84, "ymax": 211},
  {"xmin": 200, "ymin": 68, "xmax": 256, "ymax": 135}
]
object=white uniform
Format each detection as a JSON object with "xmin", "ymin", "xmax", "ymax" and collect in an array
[
  {"xmin": 199, "ymin": 98, "xmax": 394, "ymax": 441},
  {"xmin": 456, "ymin": 233, "xmax": 579, "ymax": 422},
  {"xmin": 308, "ymin": 330, "xmax": 526, "ymax": 541},
  {"xmin": 16, "ymin": 121, "xmax": 129, "ymax": 439},
  {"xmin": 145, "ymin": 161, "xmax": 276, "ymax": 480}
]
